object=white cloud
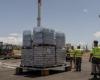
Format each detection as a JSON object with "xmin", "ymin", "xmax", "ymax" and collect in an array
[
  {"xmin": 94, "ymin": 31, "xmax": 100, "ymax": 38},
  {"xmin": 78, "ymin": 41, "xmax": 86, "ymax": 45},
  {"xmin": 0, "ymin": 33, "xmax": 22, "ymax": 45},
  {"xmin": 83, "ymin": 9, "xmax": 88, "ymax": 13},
  {"xmin": 9, "ymin": 33, "xmax": 19, "ymax": 37}
]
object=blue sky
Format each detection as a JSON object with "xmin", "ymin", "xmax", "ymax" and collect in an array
[{"xmin": 0, "ymin": 0, "xmax": 100, "ymax": 45}]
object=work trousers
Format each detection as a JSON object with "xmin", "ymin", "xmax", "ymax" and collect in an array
[
  {"xmin": 70, "ymin": 57, "xmax": 75, "ymax": 68},
  {"xmin": 75, "ymin": 57, "xmax": 82, "ymax": 71},
  {"xmin": 91, "ymin": 57, "xmax": 100, "ymax": 76}
]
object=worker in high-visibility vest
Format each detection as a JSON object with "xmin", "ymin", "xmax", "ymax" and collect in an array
[
  {"xmin": 89, "ymin": 40, "xmax": 100, "ymax": 79},
  {"xmin": 74, "ymin": 46, "xmax": 83, "ymax": 72},
  {"xmin": 66, "ymin": 47, "xmax": 70, "ymax": 62},
  {"xmin": 69, "ymin": 46, "xmax": 75, "ymax": 69}
]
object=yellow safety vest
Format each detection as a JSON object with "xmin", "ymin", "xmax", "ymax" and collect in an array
[
  {"xmin": 75, "ymin": 49, "xmax": 83, "ymax": 58},
  {"xmin": 92, "ymin": 47, "xmax": 100, "ymax": 58},
  {"xmin": 69, "ymin": 49, "xmax": 75, "ymax": 57}
]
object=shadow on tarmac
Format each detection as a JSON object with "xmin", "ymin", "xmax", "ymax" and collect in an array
[
  {"xmin": 15, "ymin": 70, "xmax": 65, "ymax": 78},
  {"xmin": 89, "ymin": 77, "xmax": 100, "ymax": 80}
]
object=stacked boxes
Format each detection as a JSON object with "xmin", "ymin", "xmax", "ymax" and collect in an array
[
  {"xmin": 33, "ymin": 27, "xmax": 43, "ymax": 45},
  {"xmin": 23, "ymin": 30, "xmax": 32, "ymax": 48},
  {"xmin": 55, "ymin": 32, "xmax": 66, "ymax": 65},
  {"xmin": 21, "ymin": 49, "xmax": 34, "ymax": 67},
  {"xmin": 55, "ymin": 32, "xmax": 65, "ymax": 48},
  {"xmin": 56, "ymin": 48, "xmax": 66, "ymax": 65},
  {"xmin": 33, "ymin": 46, "xmax": 56, "ymax": 67},
  {"xmin": 21, "ymin": 27, "xmax": 66, "ymax": 68},
  {"xmin": 33, "ymin": 27, "xmax": 55, "ymax": 45},
  {"xmin": 42, "ymin": 28, "xmax": 55, "ymax": 45}
]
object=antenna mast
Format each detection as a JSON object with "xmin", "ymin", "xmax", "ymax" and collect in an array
[{"xmin": 37, "ymin": 0, "xmax": 42, "ymax": 27}]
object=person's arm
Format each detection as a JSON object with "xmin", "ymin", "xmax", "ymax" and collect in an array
[
  {"xmin": 81, "ymin": 50, "xmax": 84, "ymax": 56},
  {"xmin": 89, "ymin": 48, "xmax": 94, "ymax": 62},
  {"xmin": 89, "ymin": 53, "xmax": 93, "ymax": 62},
  {"xmin": 73, "ymin": 50, "xmax": 76, "ymax": 58}
]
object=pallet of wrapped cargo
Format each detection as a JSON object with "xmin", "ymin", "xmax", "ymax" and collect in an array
[
  {"xmin": 33, "ymin": 27, "xmax": 55, "ymax": 45},
  {"xmin": 23, "ymin": 30, "xmax": 32, "ymax": 48},
  {"xmin": 42, "ymin": 28, "xmax": 55, "ymax": 45},
  {"xmin": 16, "ymin": 0, "xmax": 69, "ymax": 75},
  {"xmin": 33, "ymin": 27, "xmax": 43, "ymax": 45},
  {"xmin": 33, "ymin": 46, "xmax": 56, "ymax": 68},
  {"xmin": 56, "ymin": 48, "xmax": 66, "ymax": 65},
  {"xmin": 55, "ymin": 32, "xmax": 65, "ymax": 48},
  {"xmin": 21, "ymin": 49, "xmax": 34, "ymax": 67}
]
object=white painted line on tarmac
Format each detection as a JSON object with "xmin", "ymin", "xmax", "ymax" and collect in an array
[
  {"xmin": 0, "ymin": 62, "xmax": 19, "ymax": 69},
  {"xmin": 2, "ymin": 65, "xmax": 16, "ymax": 69}
]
